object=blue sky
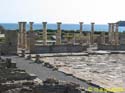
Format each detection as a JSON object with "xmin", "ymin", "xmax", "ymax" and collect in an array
[{"xmin": 0, "ymin": 0, "xmax": 125, "ymax": 24}]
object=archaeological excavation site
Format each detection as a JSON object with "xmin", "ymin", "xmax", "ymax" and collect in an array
[{"xmin": 0, "ymin": 21, "xmax": 125, "ymax": 93}]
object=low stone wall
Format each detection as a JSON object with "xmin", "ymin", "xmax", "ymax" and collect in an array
[
  {"xmin": 98, "ymin": 44, "xmax": 125, "ymax": 50},
  {"xmin": 1, "ymin": 44, "xmax": 17, "ymax": 55},
  {"xmin": 0, "ymin": 31, "xmax": 18, "ymax": 55},
  {"xmin": 31, "ymin": 45, "xmax": 88, "ymax": 54}
]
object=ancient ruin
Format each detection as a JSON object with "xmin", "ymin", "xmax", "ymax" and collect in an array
[{"xmin": 1, "ymin": 21, "xmax": 125, "ymax": 93}]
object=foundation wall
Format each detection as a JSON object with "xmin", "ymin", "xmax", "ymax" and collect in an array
[
  {"xmin": 98, "ymin": 44, "xmax": 125, "ymax": 50},
  {"xmin": 1, "ymin": 31, "xmax": 18, "ymax": 55},
  {"xmin": 31, "ymin": 45, "xmax": 87, "ymax": 54}
]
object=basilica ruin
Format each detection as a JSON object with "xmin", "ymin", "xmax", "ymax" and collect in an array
[
  {"xmin": 0, "ymin": 21, "xmax": 125, "ymax": 55},
  {"xmin": 0, "ymin": 22, "xmax": 125, "ymax": 93}
]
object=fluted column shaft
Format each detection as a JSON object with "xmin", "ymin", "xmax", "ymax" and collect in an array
[
  {"xmin": 22, "ymin": 22, "xmax": 27, "ymax": 49},
  {"xmin": 91, "ymin": 22, "xmax": 95, "ymax": 45},
  {"xmin": 115, "ymin": 23, "xmax": 119, "ymax": 45},
  {"xmin": 80, "ymin": 22, "xmax": 83, "ymax": 35},
  {"xmin": 30, "ymin": 22, "xmax": 33, "ymax": 32},
  {"xmin": 20, "ymin": 22, "xmax": 24, "ymax": 48},
  {"xmin": 42, "ymin": 22, "xmax": 47, "ymax": 45},
  {"xmin": 111, "ymin": 23, "xmax": 115, "ymax": 45},
  {"xmin": 56, "ymin": 22, "xmax": 62, "ymax": 45},
  {"xmin": 18, "ymin": 22, "xmax": 22, "ymax": 48},
  {"xmin": 87, "ymin": 32, "xmax": 91, "ymax": 45},
  {"xmin": 108, "ymin": 23, "xmax": 112, "ymax": 44},
  {"xmin": 101, "ymin": 32, "xmax": 105, "ymax": 44}
]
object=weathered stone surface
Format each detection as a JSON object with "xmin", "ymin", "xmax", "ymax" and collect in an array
[
  {"xmin": 1, "ymin": 31, "xmax": 18, "ymax": 55},
  {"xmin": 98, "ymin": 44, "xmax": 125, "ymax": 50},
  {"xmin": 42, "ymin": 22, "xmax": 47, "ymax": 45},
  {"xmin": 0, "ymin": 57, "xmax": 84, "ymax": 93},
  {"xmin": 90, "ymin": 23, "xmax": 94, "ymax": 45},
  {"xmin": 32, "ymin": 45, "xmax": 87, "ymax": 54},
  {"xmin": 41, "ymin": 54, "xmax": 125, "ymax": 92},
  {"xmin": 56, "ymin": 22, "xmax": 62, "ymax": 45}
]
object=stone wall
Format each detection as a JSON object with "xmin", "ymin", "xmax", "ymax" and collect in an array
[
  {"xmin": 98, "ymin": 44, "xmax": 125, "ymax": 50},
  {"xmin": 31, "ymin": 45, "xmax": 87, "ymax": 54},
  {"xmin": 1, "ymin": 31, "xmax": 18, "ymax": 55}
]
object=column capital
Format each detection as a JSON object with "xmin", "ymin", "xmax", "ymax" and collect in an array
[
  {"xmin": 18, "ymin": 22, "xmax": 23, "ymax": 24},
  {"xmin": 57, "ymin": 22, "xmax": 62, "ymax": 24},
  {"xmin": 79, "ymin": 22, "xmax": 83, "ymax": 24},
  {"xmin": 108, "ymin": 23, "xmax": 112, "ymax": 24},
  {"xmin": 108, "ymin": 23, "xmax": 112, "ymax": 25},
  {"xmin": 23, "ymin": 22, "xmax": 27, "ymax": 23},
  {"xmin": 22, "ymin": 22, "xmax": 27, "ymax": 25},
  {"xmin": 29, "ymin": 22, "xmax": 34, "ymax": 24},
  {"xmin": 42, "ymin": 22, "xmax": 47, "ymax": 24},
  {"xmin": 115, "ymin": 22, "xmax": 119, "ymax": 25},
  {"xmin": 91, "ymin": 22, "xmax": 95, "ymax": 24}
]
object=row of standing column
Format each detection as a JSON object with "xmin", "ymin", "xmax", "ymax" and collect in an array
[
  {"xmin": 42, "ymin": 22, "xmax": 62, "ymax": 45},
  {"xmin": 108, "ymin": 23, "xmax": 119, "ymax": 45},
  {"xmin": 18, "ymin": 22, "xmax": 34, "ymax": 50},
  {"xmin": 43, "ymin": 22, "xmax": 95, "ymax": 45},
  {"xmin": 18, "ymin": 22, "xmax": 63, "ymax": 49},
  {"xmin": 18, "ymin": 22, "xmax": 27, "ymax": 49},
  {"xmin": 18, "ymin": 22, "xmax": 100, "ymax": 47}
]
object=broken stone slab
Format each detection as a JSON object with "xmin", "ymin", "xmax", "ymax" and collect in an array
[
  {"xmin": 58, "ymin": 67, "xmax": 74, "ymax": 76},
  {"xmin": 20, "ymin": 50, "xmax": 25, "ymax": 57},
  {"xmin": 6, "ymin": 58, "xmax": 16, "ymax": 68},
  {"xmin": 26, "ymin": 54, "xmax": 32, "ymax": 60},
  {"xmin": 29, "ymin": 73, "xmax": 37, "ymax": 80},
  {"xmin": 34, "ymin": 55, "xmax": 44, "ymax": 63},
  {"xmin": 11, "ymin": 62, "xmax": 16, "ymax": 68}
]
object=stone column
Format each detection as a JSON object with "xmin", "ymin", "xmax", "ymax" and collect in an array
[
  {"xmin": 101, "ymin": 32, "xmax": 105, "ymax": 44},
  {"xmin": 115, "ymin": 23, "xmax": 119, "ymax": 45},
  {"xmin": 73, "ymin": 31, "xmax": 76, "ymax": 45},
  {"xmin": 20, "ymin": 22, "xmax": 24, "ymax": 48},
  {"xmin": 29, "ymin": 31, "xmax": 36, "ymax": 53},
  {"xmin": 18, "ymin": 22, "xmax": 22, "ymax": 48},
  {"xmin": 22, "ymin": 22, "xmax": 27, "ymax": 49},
  {"xmin": 111, "ymin": 23, "xmax": 115, "ymax": 45},
  {"xmin": 18, "ymin": 22, "xmax": 27, "ymax": 49},
  {"xmin": 79, "ymin": 22, "xmax": 83, "ymax": 45},
  {"xmin": 28, "ymin": 22, "xmax": 34, "ymax": 50},
  {"xmin": 79, "ymin": 22, "xmax": 83, "ymax": 35},
  {"xmin": 56, "ymin": 22, "xmax": 62, "ymax": 45},
  {"xmin": 108, "ymin": 23, "xmax": 112, "ymax": 44},
  {"xmin": 18, "ymin": 22, "xmax": 22, "ymax": 32},
  {"xmin": 42, "ymin": 22, "xmax": 47, "ymax": 45},
  {"xmin": 87, "ymin": 32, "xmax": 91, "ymax": 45},
  {"xmin": 29, "ymin": 22, "xmax": 34, "ymax": 32},
  {"xmin": 91, "ymin": 22, "xmax": 95, "ymax": 45},
  {"xmin": 17, "ymin": 32, "xmax": 20, "ymax": 48}
]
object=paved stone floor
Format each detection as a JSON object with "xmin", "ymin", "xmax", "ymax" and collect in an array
[
  {"xmin": 4, "ymin": 55, "xmax": 124, "ymax": 93},
  {"xmin": 40, "ymin": 54, "xmax": 125, "ymax": 92}
]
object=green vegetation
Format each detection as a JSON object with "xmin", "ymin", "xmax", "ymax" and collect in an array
[
  {"xmin": 33, "ymin": 29, "xmax": 110, "ymax": 40},
  {"xmin": 0, "ymin": 37, "xmax": 5, "ymax": 42}
]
